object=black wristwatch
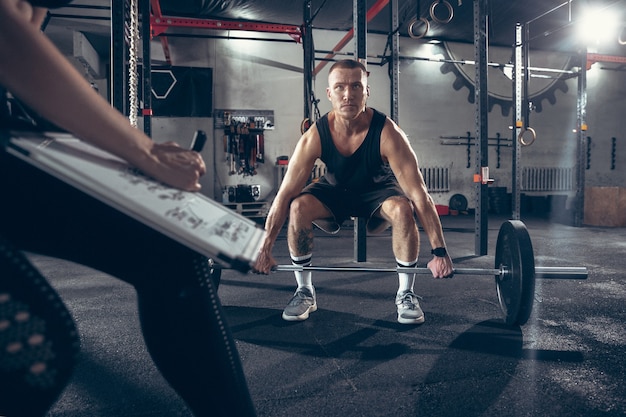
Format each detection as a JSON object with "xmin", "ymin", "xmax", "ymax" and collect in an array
[{"xmin": 431, "ymin": 247, "xmax": 447, "ymax": 257}]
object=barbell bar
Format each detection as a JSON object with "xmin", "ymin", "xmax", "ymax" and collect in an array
[
  {"xmin": 271, "ymin": 264, "xmax": 588, "ymax": 280},
  {"xmin": 208, "ymin": 220, "xmax": 589, "ymax": 327}
]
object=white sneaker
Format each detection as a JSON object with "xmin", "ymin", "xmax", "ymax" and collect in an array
[
  {"xmin": 282, "ymin": 287, "xmax": 317, "ymax": 321},
  {"xmin": 395, "ymin": 290, "xmax": 424, "ymax": 324}
]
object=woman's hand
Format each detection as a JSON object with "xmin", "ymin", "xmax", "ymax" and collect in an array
[{"xmin": 141, "ymin": 141, "xmax": 206, "ymax": 192}]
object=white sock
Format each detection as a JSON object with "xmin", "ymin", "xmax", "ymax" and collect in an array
[
  {"xmin": 291, "ymin": 253, "xmax": 313, "ymax": 292},
  {"xmin": 396, "ymin": 258, "xmax": 418, "ymax": 295}
]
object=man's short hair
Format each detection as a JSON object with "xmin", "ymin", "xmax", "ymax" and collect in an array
[{"xmin": 328, "ymin": 59, "xmax": 369, "ymax": 77}]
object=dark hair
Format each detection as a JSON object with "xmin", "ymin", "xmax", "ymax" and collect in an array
[{"xmin": 328, "ymin": 59, "xmax": 369, "ymax": 77}]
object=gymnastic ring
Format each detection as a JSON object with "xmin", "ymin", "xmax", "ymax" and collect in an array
[
  {"xmin": 429, "ymin": 0, "xmax": 453, "ymax": 24},
  {"xmin": 518, "ymin": 127, "xmax": 536, "ymax": 146},
  {"xmin": 408, "ymin": 17, "xmax": 430, "ymax": 39},
  {"xmin": 300, "ymin": 118, "xmax": 311, "ymax": 134},
  {"xmin": 618, "ymin": 26, "xmax": 626, "ymax": 45}
]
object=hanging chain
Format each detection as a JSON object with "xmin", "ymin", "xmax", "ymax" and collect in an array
[{"xmin": 127, "ymin": 0, "xmax": 139, "ymax": 127}]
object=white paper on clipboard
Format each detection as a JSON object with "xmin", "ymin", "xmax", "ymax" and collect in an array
[{"xmin": 6, "ymin": 131, "xmax": 265, "ymax": 272}]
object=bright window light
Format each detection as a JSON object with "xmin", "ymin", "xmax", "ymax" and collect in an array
[{"xmin": 578, "ymin": 6, "xmax": 620, "ymax": 45}]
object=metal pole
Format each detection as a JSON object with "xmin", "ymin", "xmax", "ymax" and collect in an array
[
  {"xmin": 110, "ymin": 0, "xmax": 126, "ymax": 113},
  {"xmin": 353, "ymin": 0, "xmax": 368, "ymax": 262},
  {"xmin": 525, "ymin": 0, "xmax": 572, "ymax": 25},
  {"xmin": 277, "ymin": 265, "xmax": 502, "ymax": 274},
  {"xmin": 574, "ymin": 51, "xmax": 587, "ymax": 227},
  {"xmin": 271, "ymin": 264, "xmax": 588, "ymax": 279},
  {"xmin": 141, "ymin": 0, "xmax": 152, "ymax": 137},
  {"xmin": 474, "ymin": 0, "xmax": 489, "ymax": 256},
  {"xmin": 354, "ymin": 0, "xmax": 367, "ymax": 64},
  {"xmin": 523, "ymin": 23, "xmax": 531, "ymax": 130},
  {"xmin": 303, "ymin": 0, "xmax": 313, "ymax": 121},
  {"xmin": 511, "ymin": 23, "xmax": 523, "ymax": 220},
  {"xmin": 389, "ymin": 0, "xmax": 400, "ymax": 123}
]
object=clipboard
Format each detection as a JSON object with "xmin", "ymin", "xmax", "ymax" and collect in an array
[{"xmin": 5, "ymin": 131, "xmax": 265, "ymax": 272}]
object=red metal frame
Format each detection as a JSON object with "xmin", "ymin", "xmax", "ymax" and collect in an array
[
  {"xmin": 149, "ymin": 0, "xmax": 302, "ymax": 64},
  {"xmin": 150, "ymin": 0, "xmax": 172, "ymax": 64},
  {"xmin": 586, "ymin": 53, "xmax": 626, "ymax": 69}
]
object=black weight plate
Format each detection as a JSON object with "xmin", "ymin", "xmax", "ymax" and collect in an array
[
  {"xmin": 449, "ymin": 194, "xmax": 468, "ymax": 211},
  {"xmin": 494, "ymin": 220, "xmax": 536, "ymax": 326}
]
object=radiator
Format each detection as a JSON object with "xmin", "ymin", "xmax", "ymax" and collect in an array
[
  {"xmin": 421, "ymin": 166, "xmax": 450, "ymax": 193},
  {"xmin": 521, "ymin": 167, "xmax": 574, "ymax": 191}
]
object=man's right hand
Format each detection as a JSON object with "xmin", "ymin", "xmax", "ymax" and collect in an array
[{"xmin": 252, "ymin": 248, "xmax": 277, "ymax": 274}]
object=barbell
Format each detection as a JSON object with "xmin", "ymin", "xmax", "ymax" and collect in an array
[{"xmin": 208, "ymin": 220, "xmax": 588, "ymax": 326}]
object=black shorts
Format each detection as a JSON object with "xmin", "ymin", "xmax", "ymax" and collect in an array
[{"xmin": 301, "ymin": 178, "xmax": 406, "ymax": 234}]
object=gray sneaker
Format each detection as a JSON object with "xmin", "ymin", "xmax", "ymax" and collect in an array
[
  {"xmin": 282, "ymin": 287, "xmax": 317, "ymax": 321},
  {"xmin": 395, "ymin": 290, "xmax": 424, "ymax": 324}
]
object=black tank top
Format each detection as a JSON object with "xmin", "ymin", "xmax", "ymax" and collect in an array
[{"xmin": 316, "ymin": 108, "xmax": 397, "ymax": 192}]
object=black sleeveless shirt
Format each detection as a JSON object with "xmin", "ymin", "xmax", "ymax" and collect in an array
[{"xmin": 315, "ymin": 108, "xmax": 397, "ymax": 193}]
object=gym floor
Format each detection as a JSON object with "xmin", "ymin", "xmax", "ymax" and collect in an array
[{"xmin": 31, "ymin": 214, "xmax": 625, "ymax": 417}]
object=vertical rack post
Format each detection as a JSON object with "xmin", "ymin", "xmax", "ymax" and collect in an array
[
  {"xmin": 511, "ymin": 23, "xmax": 523, "ymax": 220},
  {"xmin": 110, "ymin": 0, "xmax": 127, "ymax": 114},
  {"xmin": 354, "ymin": 0, "xmax": 367, "ymax": 262},
  {"xmin": 303, "ymin": 0, "xmax": 314, "ymax": 121},
  {"xmin": 389, "ymin": 0, "xmax": 400, "ymax": 123},
  {"xmin": 141, "ymin": 0, "xmax": 152, "ymax": 137},
  {"xmin": 354, "ymin": 0, "xmax": 367, "ymax": 64},
  {"xmin": 473, "ymin": 0, "xmax": 489, "ymax": 256},
  {"xmin": 574, "ymin": 51, "xmax": 587, "ymax": 227}
]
